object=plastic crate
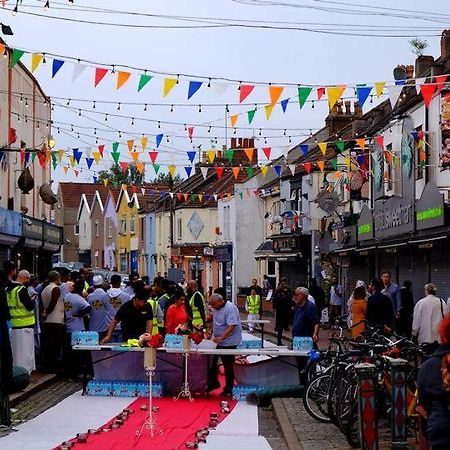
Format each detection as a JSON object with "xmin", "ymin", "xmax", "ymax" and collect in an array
[{"xmin": 71, "ymin": 331, "xmax": 99, "ymax": 346}]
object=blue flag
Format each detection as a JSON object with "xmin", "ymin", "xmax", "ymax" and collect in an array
[
  {"xmin": 300, "ymin": 144, "xmax": 309, "ymax": 156},
  {"xmin": 85, "ymin": 157, "xmax": 94, "ymax": 169},
  {"xmin": 52, "ymin": 59, "xmax": 65, "ymax": 78},
  {"xmin": 356, "ymin": 86, "xmax": 372, "ymax": 107},
  {"xmin": 187, "ymin": 81, "xmax": 203, "ymax": 100},
  {"xmin": 274, "ymin": 165, "xmax": 282, "ymax": 177},
  {"xmin": 280, "ymin": 98, "xmax": 289, "ymax": 113},
  {"xmin": 73, "ymin": 148, "xmax": 82, "ymax": 163},
  {"xmin": 184, "ymin": 166, "xmax": 192, "ymax": 177},
  {"xmin": 156, "ymin": 134, "xmax": 163, "ymax": 148},
  {"xmin": 187, "ymin": 151, "xmax": 196, "ymax": 163}
]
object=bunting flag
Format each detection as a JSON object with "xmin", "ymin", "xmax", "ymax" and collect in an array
[
  {"xmin": 318, "ymin": 142, "xmax": 327, "ymax": 156},
  {"xmin": 111, "ymin": 151, "xmax": 120, "ymax": 164},
  {"xmin": 73, "ymin": 149, "xmax": 82, "ymax": 164},
  {"xmin": 225, "ymin": 149, "xmax": 234, "ymax": 162},
  {"xmin": 63, "ymin": 166, "xmax": 69, "ymax": 175},
  {"xmin": 140, "ymin": 136, "xmax": 148, "ymax": 151},
  {"xmin": 135, "ymin": 162, "xmax": 145, "ymax": 173},
  {"xmin": 273, "ymin": 165, "xmax": 282, "ymax": 177},
  {"xmin": 300, "ymin": 144, "xmax": 309, "ymax": 156},
  {"xmin": 232, "ymin": 167, "xmax": 240, "ymax": 179},
  {"xmin": 200, "ymin": 166, "xmax": 208, "ymax": 179},
  {"xmin": 74, "ymin": 170, "xmax": 79, "ymax": 177},
  {"xmin": 119, "ymin": 162, "xmax": 129, "ymax": 173},
  {"xmin": 187, "ymin": 81, "xmax": 203, "ymax": 99},
  {"xmin": 280, "ymin": 98, "xmax": 289, "ymax": 113},
  {"xmin": 20, "ymin": 149, "xmax": 26, "ymax": 166},
  {"xmin": 327, "ymin": 85, "xmax": 346, "ymax": 110},
  {"xmin": 317, "ymin": 87, "xmax": 325, "ymax": 100},
  {"xmin": 262, "ymin": 147, "xmax": 271, "ymax": 159},
  {"xmin": 184, "ymin": 193, "xmax": 189, "ymax": 201},
  {"xmin": 187, "ymin": 151, "xmax": 196, "ymax": 163},
  {"xmin": 184, "ymin": 166, "xmax": 192, "ymax": 177},
  {"xmin": 187, "ymin": 127, "xmax": 194, "ymax": 140},
  {"xmin": 57, "ymin": 149, "xmax": 64, "ymax": 162},
  {"xmin": 31, "ymin": 152, "xmax": 37, "ymax": 164},
  {"xmin": 244, "ymin": 148, "xmax": 254, "ymax": 162},
  {"xmin": 239, "ymin": 192, "xmax": 244, "ymax": 199},
  {"xmin": 69, "ymin": 155, "xmax": 75, "ymax": 167},
  {"xmin": 102, "ymin": 178, "xmax": 108, "ymax": 186},
  {"xmin": 168, "ymin": 165, "xmax": 176, "ymax": 177},
  {"xmin": 260, "ymin": 165, "xmax": 269, "ymax": 177},
  {"xmin": 288, "ymin": 164, "xmax": 296, "ymax": 176},
  {"xmin": 112, "ymin": 142, "xmax": 120, "ymax": 152},
  {"xmin": 213, "ymin": 82, "xmax": 228, "ymax": 96},
  {"xmin": 98, "ymin": 144, "xmax": 105, "ymax": 157},
  {"xmin": 149, "ymin": 151, "xmax": 158, "ymax": 163},
  {"xmin": 298, "ymin": 87, "xmax": 312, "ymax": 109},
  {"xmin": 330, "ymin": 158, "xmax": 338, "ymax": 170},
  {"xmin": 356, "ymin": 86, "xmax": 372, "ymax": 107},
  {"xmin": 155, "ymin": 134, "xmax": 163, "ymax": 148},
  {"xmin": 127, "ymin": 140, "xmax": 134, "ymax": 152},
  {"xmin": 420, "ymin": 82, "xmax": 437, "ymax": 108},
  {"xmin": 85, "ymin": 157, "xmax": 94, "ymax": 169},
  {"xmin": 269, "ymin": 85, "xmax": 284, "ymax": 104},
  {"xmin": 138, "ymin": 73, "xmax": 153, "ymax": 92},
  {"xmin": 152, "ymin": 164, "xmax": 160, "ymax": 174},
  {"xmin": 245, "ymin": 166, "xmax": 254, "ymax": 178},
  {"xmin": 415, "ymin": 78, "xmax": 426, "ymax": 95},
  {"xmin": 336, "ymin": 140, "xmax": 345, "ymax": 153},
  {"xmin": 31, "ymin": 54, "xmax": 43, "ymax": 73},
  {"xmin": 92, "ymin": 151, "xmax": 101, "ymax": 163},
  {"xmin": 94, "ymin": 68, "xmax": 108, "ymax": 87},
  {"xmin": 11, "ymin": 49, "xmax": 25, "ymax": 67},
  {"xmin": 198, "ymin": 194, "xmax": 203, "ymax": 202},
  {"xmin": 207, "ymin": 150, "xmax": 216, "ymax": 163},
  {"xmin": 72, "ymin": 63, "xmax": 86, "ymax": 81},
  {"xmin": 356, "ymin": 138, "xmax": 366, "ymax": 150},
  {"xmin": 247, "ymin": 109, "xmax": 256, "ymax": 124},
  {"xmin": 303, "ymin": 162, "xmax": 312, "ymax": 173},
  {"xmin": 374, "ymin": 82, "xmax": 385, "ymax": 98},
  {"xmin": 435, "ymin": 74, "xmax": 447, "ymax": 91},
  {"xmin": 93, "ymin": 176, "xmax": 98, "ymax": 184},
  {"xmin": 317, "ymin": 160, "xmax": 325, "ymax": 172},
  {"xmin": 117, "ymin": 71, "xmax": 131, "ymax": 89},
  {"xmin": 388, "ymin": 84, "xmax": 403, "ymax": 108},
  {"xmin": 215, "ymin": 167, "xmax": 224, "ymax": 179},
  {"xmin": 264, "ymin": 104, "xmax": 274, "ymax": 120},
  {"xmin": 375, "ymin": 135, "xmax": 384, "ymax": 148},
  {"xmin": 239, "ymin": 84, "xmax": 254, "ymax": 103},
  {"xmin": 130, "ymin": 151, "xmax": 139, "ymax": 164},
  {"xmin": 230, "ymin": 114, "xmax": 239, "ymax": 128},
  {"xmin": 163, "ymin": 78, "xmax": 177, "ymax": 97},
  {"xmin": 52, "ymin": 59, "xmax": 65, "ymax": 78}
]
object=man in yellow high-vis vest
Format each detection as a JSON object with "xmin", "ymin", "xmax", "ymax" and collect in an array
[
  {"xmin": 187, "ymin": 280, "xmax": 206, "ymax": 329},
  {"xmin": 245, "ymin": 288, "xmax": 261, "ymax": 333},
  {"xmin": 147, "ymin": 286, "xmax": 164, "ymax": 335},
  {"xmin": 6, "ymin": 269, "xmax": 36, "ymax": 374}
]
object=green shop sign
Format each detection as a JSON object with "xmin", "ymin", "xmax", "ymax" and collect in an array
[
  {"xmin": 358, "ymin": 223, "xmax": 372, "ymax": 234},
  {"xmin": 415, "ymin": 182, "xmax": 444, "ymax": 231},
  {"xmin": 416, "ymin": 206, "xmax": 443, "ymax": 222}
]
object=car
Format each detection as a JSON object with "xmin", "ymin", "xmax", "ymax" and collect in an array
[{"xmin": 105, "ymin": 271, "xmax": 129, "ymax": 287}]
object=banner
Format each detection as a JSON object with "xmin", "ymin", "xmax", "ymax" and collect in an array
[{"xmin": 441, "ymin": 91, "xmax": 450, "ymax": 168}]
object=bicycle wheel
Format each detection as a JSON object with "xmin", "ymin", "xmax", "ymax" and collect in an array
[
  {"xmin": 336, "ymin": 379, "xmax": 358, "ymax": 434},
  {"xmin": 345, "ymin": 401, "xmax": 360, "ymax": 448},
  {"xmin": 303, "ymin": 373, "xmax": 331, "ymax": 423},
  {"xmin": 328, "ymin": 372, "xmax": 351, "ymax": 427}
]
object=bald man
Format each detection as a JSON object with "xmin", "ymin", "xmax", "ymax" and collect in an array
[{"xmin": 6, "ymin": 269, "xmax": 36, "ymax": 374}]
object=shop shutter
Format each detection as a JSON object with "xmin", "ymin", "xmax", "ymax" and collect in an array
[
  {"xmin": 412, "ymin": 251, "xmax": 429, "ymax": 302},
  {"xmin": 398, "ymin": 248, "xmax": 413, "ymax": 287},
  {"xmin": 279, "ymin": 261, "xmax": 308, "ymax": 289},
  {"xmin": 430, "ymin": 251, "xmax": 450, "ymax": 302},
  {"xmin": 379, "ymin": 251, "xmax": 397, "ymax": 281}
]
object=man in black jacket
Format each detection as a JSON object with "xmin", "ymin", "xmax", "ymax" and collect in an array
[{"xmin": 366, "ymin": 278, "xmax": 395, "ymax": 331}]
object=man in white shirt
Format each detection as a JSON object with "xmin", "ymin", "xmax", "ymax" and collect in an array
[{"xmin": 412, "ymin": 283, "xmax": 448, "ymax": 345}]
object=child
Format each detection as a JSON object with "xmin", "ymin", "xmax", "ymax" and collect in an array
[{"xmin": 245, "ymin": 288, "xmax": 261, "ymax": 333}]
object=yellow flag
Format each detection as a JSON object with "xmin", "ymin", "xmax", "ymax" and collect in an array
[
  {"xmin": 344, "ymin": 156, "xmax": 351, "ymax": 168},
  {"xmin": 317, "ymin": 160, "xmax": 325, "ymax": 172},
  {"xmin": 103, "ymin": 178, "xmax": 108, "ymax": 186},
  {"xmin": 117, "ymin": 71, "xmax": 131, "ymax": 90},
  {"xmin": 130, "ymin": 151, "xmax": 139, "ymax": 164},
  {"xmin": 198, "ymin": 194, "xmax": 203, "ymax": 202},
  {"xmin": 261, "ymin": 166, "xmax": 269, "ymax": 177},
  {"xmin": 92, "ymin": 151, "xmax": 101, "ymax": 163},
  {"xmin": 141, "ymin": 136, "xmax": 148, "ymax": 151},
  {"xmin": 136, "ymin": 162, "xmax": 145, "ymax": 174},
  {"xmin": 207, "ymin": 150, "xmax": 216, "ymax": 163},
  {"xmin": 327, "ymin": 85, "xmax": 346, "ymax": 110},
  {"xmin": 244, "ymin": 148, "xmax": 254, "ymax": 162},
  {"xmin": 269, "ymin": 86, "xmax": 284, "ymax": 105},
  {"xmin": 69, "ymin": 155, "xmax": 75, "ymax": 167},
  {"xmin": 57, "ymin": 149, "xmax": 64, "ymax": 162},
  {"xmin": 63, "ymin": 166, "xmax": 69, "ymax": 174},
  {"xmin": 163, "ymin": 78, "xmax": 177, "ymax": 97},
  {"xmin": 127, "ymin": 139, "xmax": 134, "ymax": 152},
  {"xmin": 168, "ymin": 164, "xmax": 176, "ymax": 177},
  {"xmin": 374, "ymin": 82, "xmax": 385, "ymax": 98},
  {"xmin": 356, "ymin": 138, "xmax": 366, "ymax": 150},
  {"xmin": 318, "ymin": 142, "xmax": 327, "ymax": 156},
  {"xmin": 31, "ymin": 54, "xmax": 44, "ymax": 73},
  {"xmin": 264, "ymin": 104, "xmax": 274, "ymax": 120},
  {"xmin": 230, "ymin": 114, "xmax": 239, "ymax": 128}
]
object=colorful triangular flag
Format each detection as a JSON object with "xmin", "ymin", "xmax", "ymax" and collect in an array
[
  {"xmin": 138, "ymin": 73, "xmax": 153, "ymax": 92},
  {"xmin": 232, "ymin": 167, "xmax": 240, "ymax": 179},
  {"xmin": 336, "ymin": 140, "xmax": 345, "ymax": 153},
  {"xmin": 300, "ymin": 144, "xmax": 309, "ymax": 156},
  {"xmin": 52, "ymin": 59, "xmax": 65, "ymax": 78},
  {"xmin": 11, "ymin": 49, "xmax": 25, "ymax": 68},
  {"xmin": 388, "ymin": 84, "xmax": 403, "ymax": 108},
  {"xmin": 280, "ymin": 98, "xmax": 289, "ymax": 113},
  {"xmin": 374, "ymin": 82, "xmax": 385, "ymax": 98},
  {"xmin": 155, "ymin": 134, "xmax": 163, "ymax": 148},
  {"xmin": 230, "ymin": 114, "xmax": 239, "ymax": 128},
  {"xmin": 247, "ymin": 109, "xmax": 256, "ymax": 124},
  {"xmin": 168, "ymin": 165, "xmax": 176, "ymax": 177},
  {"xmin": 244, "ymin": 148, "xmax": 254, "ymax": 162},
  {"xmin": 163, "ymin": 78, "xmax": 177, "ymax": 97},
  {"xmin": 187, "ymin": 151, "xmax": 196, "ymax": 163},
  {"xmin": 187, "ymin": 80, "xmax": 203, "ymax": 99},
  {"xmin": 420, "ymin": 82, "xmax": 437, "ymax": 108},
  {"xmin": 152, "ymin": 164, "xmax": 160, "ymax": 174},
  {"xmin": 85, "ymin": 157, "xmax": 94, "ymax": 169},
  {"xmin": 318, "ymin": 142, "xmax": 327, "ymax": 156},
  {"xmin": 141, "ymin": 136, "xmax": 148, "ymax": 151},
  {"xmin": 356, "ymin": 86, "xmax": 372, "ymax": 107},
  {"xmin": 200, "ymin": 166, "xmax": 208, "ymax": 179},
  {"xmin": 260, "ymin": 166, "xmax": 269, "ymax": 177},
  {"xmin": 130, "ymin": 151, "xmax": 139, "ymax": 164},
  {"xmin": 72, "ymin": 63, "xmax": 86, "ymax": 81},
  {"xmin": 94, "ymin": 68, "xmax": 108, "ymax": 87},
  {"xmin": 117, "ymin": 71, "xmax": 131, "ymax": 89},
  {"xmin": 149, "ymin": 151, "xmax": 158, "ymax": 163},
  {"xmin": 207, "ymin": 150, "xmax": 216, "ymax": 163},
  {"xmin": 239, "ymin": 84, "xmax": 254, "ymax": 103},
  {"xmin": 264, "ymin": 104, "xmax": 274, "ymax": 120},
  {"xmin": 327, "ymin": 85, "xmax": 346, "ymax": 110},
  {"xmin": 215, "ymin": 167, "xmax": 224, "ymax": 179},
  {"xmin": 184, "ymin": 166, "xmax": 192, "ymax": 177},
  {"xmin": 298, "ymin": 86, "xmax": 312, "ymax": 109},
  {"xmin": 273, "ymin": 165, "xmax": 282, "ymax": 177},
  {"xmin": 317, "ymin": 160, "xmax": 325, "ymax": 172},
  {"xmin": 31, "ymin": 54, "xmax": 43, "ymax": 73},
  {"xmin": 269, "ymin": 85, "xmax": 284, "ymax": 104},
  {"xmin": 262, "ymin": 147, "xmax": 271, "ymax": 159}
]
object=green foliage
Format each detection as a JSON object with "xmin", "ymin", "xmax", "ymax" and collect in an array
[
  {"xmin": 97, "ymin": 164, "xmax": 143, "ymax": 187},
  {"xmin": 151, "ymin": 172, "xmax": 183, "ymax": 186},
  {"xmin": 409, "ymin": 38, "xmax": 428, "ymax": 56}
]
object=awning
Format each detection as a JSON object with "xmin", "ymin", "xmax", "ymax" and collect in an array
[
  {"xmin": 408, "ymin": 235, "xmax": 447, "ymax": 244},
  {"xmin": 41, "ymin": 242, "xmax": 60, "ymax": 252},
  {"xmin": 255, "ymin": 240, "xmax": 273, "ymax": 253},
  {"xmin": 378, "ymin": 242, "xmax": 408, "ymax": 250},
  {"xmin": 268, "ymin": 253, "xmax": 298, "ymax": 261},
  {"xmin": 0, "ymin": 233, "xmax": 20, "ymax": 246},
  {"xmin": 355, "ymin": 246, "xmax": 376, "ymax": 252},
  {"xmin": 332, "ymin": 247, "xmax": 356, "ymax": 254},
  {"xmin": 23, "ymin": 238, "xmax": 42, "ymax": 249}
]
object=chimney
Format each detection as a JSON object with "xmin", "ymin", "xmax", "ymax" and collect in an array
[
  {"xmin": 227, "ymin": 137, "xmax": 257, "ymax": 166},
  {"xmin": 415, "ymin": 55, "xmax": 434, "ymax": 77},
  {"xmin": 441, "ymin": 29, "xmax": 450, "ymax": 60},
  {"xmin": 405, "ymin": 64, "xmax": 414, "ymax": 79},
  {"xmin": 325, "ymin": 100, "xmax": 361, "ymax": 135}
]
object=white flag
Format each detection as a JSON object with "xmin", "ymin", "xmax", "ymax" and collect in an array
[{"xmin": 72, "ymin": 63, "xmax": 86, "ymax": 82}]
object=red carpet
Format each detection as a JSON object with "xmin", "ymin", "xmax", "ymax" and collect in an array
[{"xmin": 57, "ymin": 391, "xmax": 236, "ymax": 450}]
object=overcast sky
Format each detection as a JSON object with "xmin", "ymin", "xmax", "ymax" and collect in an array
[{"xmin": 1, "ymin": 0, "xmax": 448, "ymax": 184}]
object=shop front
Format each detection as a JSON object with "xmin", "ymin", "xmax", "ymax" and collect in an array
[
  {"xmin": 0, "ymin": 208, "xmax": 22, "ymax": 266},
  {"xmin": 216, "ymin": 244, "xmax": 233, "ymax": 302}
]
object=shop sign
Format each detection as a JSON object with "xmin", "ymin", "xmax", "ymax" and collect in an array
[
  {"xmin": 415, "ymin": 182, "xmax": 444, "ymax": 230},
  {"xmin": 373, "ymin": 197, "xmax": 414, "ymax": 239},
  {"xmin": 357, "ymin": 204, "xmax": 374, "ymax": 241},
  {"xmin": 0, "ymin": 208, "xmax": 22, "ymax": 236},
  {"xmin": 216, "ymin": 246, "xmax": 231, "ymax": 262},
  {"xmin": 273, "ymin": 236, "xmax": 298, "ymax": 253},
  {"xmin": 203, "ymin": 246, "xmax": 214, "ymax": 256}
]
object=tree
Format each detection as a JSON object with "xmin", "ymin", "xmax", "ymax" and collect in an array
[
  {"xmin": 409, "ymin": 38, "xmax": 428, "ymax": 56},
  {"xmin": 151, "ymin": 172, "xmax": 183, "ymax": 186},
  {"xmin": 97, "ymin": 163, "xmax": 143, "ymax": 187}
]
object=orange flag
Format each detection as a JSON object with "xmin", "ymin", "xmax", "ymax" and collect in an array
[
  {"xmin": 130, "ymin": 151, "xmax": 139, "ymax": 164},
  {"xmin": 356, "ymin": 138, "xmax": 366, "ymax": 150},
  {"xmin": 136, "ymin": 162, "xmax": 145, "ymax": 173},
  {"xmin": 232, "ymin": 167, "xmax": 240, "ymax": 179},
  {"xmin": 117, "ymin": 71, "xmax": 131, "ymax": 89},
  {"xmin": 317, "ymin": 160, "xmax": 325, "ymax": 172},
  {"xmin": 127, "ymin": 139, "xmax": 134, "ymax": 152},
  {"xmin": 269, "ymin": 86, "xmax": 284, "ymax": 105},
  {"xmin": 63, "ymin": 166, "xmax": 69, "ymax": 174},
  {"xmin": 230, "ymin": 114, "xmax": 239, "ymax": 128},
  {"xmin": 244, "ymin": 148, "xmax": 254, "ymax": 162}
]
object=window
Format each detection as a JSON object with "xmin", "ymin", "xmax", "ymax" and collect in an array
[
  {"xmin": 177, "ymin": 218, "xmax": 182, "ymax": 240},
  {"xmin": 120, "ymin": 216, "xmax": 126, "ymax": 235},
  {"xmin": 120, "ymin": 254, "xmax": 127, "ymax": 272},
  {"xmin": 272, "ymin": 200, "xmax": 281, "ymax": 217},
  {"xmin": 130, "ymin": 215, "xmax": 136, "ymax": 234},
  {"xmin": 385, "ymin": 143, "xmax": 393, "ymax": 191},
  {"xmin": 74, "ymin": 224, "xmax": 79, "ymax": 235},
  {"xmin": 94, "ymin": 221, "xmax": 99, "ymax": 237}
]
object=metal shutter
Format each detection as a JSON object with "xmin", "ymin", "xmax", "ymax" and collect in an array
[
  {"xmin": 398, "ymin": 248, "xmax": 413, "ymax": 288},
  {"xmin": 412, "ymin": 251, "xmax": 429, "ymax": 302},
  {"xmin": 279, "ymin": 261, "xmax": 309, "ymax": 289},
  {"xmin": 430, "ymin": 250, "xmax": 450, "ymax": 302}
]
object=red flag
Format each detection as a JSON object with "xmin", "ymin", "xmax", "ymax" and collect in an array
[
  {"xmin": 303, "ymin": 162, "xmax": 312, "ymax": 173},
  {"xmin": 317, "ymin": 87, "xmax": 325, "ymax": 100},
  {"xmin": 149, "ymin": 151, "xmax": 158, "ymax": 163},
  {"xmin": 74, "ymin": 169, "xmax": 79, "ymax": 177},
  {"xmin": 262, "ymin": 147, "xmax": 271, "ymax": 159},
  {"xmin": 420, "ymin": 83, "xmax": 437, "ymax": 108},
  {"xmin": 435, "ymin": 74, "xmax": 447, "ymax": 91},
  {"xmin": 94, "ymin": 68, "xmax": 108, "ymax": 87},
  {"xmin": 98, "ymin": 144, "xmax": 105, "ymax": 157},
  {"xmin": 119, "ymin": 162, "xmax": 129, "ymax": 173},
  {"xmin": 215, "ymin": 167, "xmax": 224, "ymax": 179},
  {"xmin": 375, "ymin": 135, "xmax": 384, "ymax": 148},
  {"xmin": 187, "ymin": 127, "xmax": 194, "ymax": 140},
  {"xmin": 239, "ymin": 84, "xmax": 254, "ymax": 103},
  {"xmin": 176, "ymin": 193, "xmax": 183, "ymax": 201}
]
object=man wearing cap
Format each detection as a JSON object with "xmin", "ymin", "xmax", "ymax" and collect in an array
[
  {"xmin": 41, "ymin": 270, "xmax": 65, "ymax": 372},
  {"xmin": 6, "ymin": 269, "xmax": 36, "ymax": 374},
  {"xmin": 87, "ymin": 275, "xmax": 115, "ymax": 341}
]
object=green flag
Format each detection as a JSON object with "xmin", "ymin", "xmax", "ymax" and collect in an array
[
  {"xmin": 190, "ymin": 193, "xmax": 196, "ymax": 201},
  {"xmin": 51, "ymin": 152, "xmax": 58, "ymax": 170},
  {"xmin": 11, "ymin": 49, "xmax": 25, "ymax": 68},
  {"xmin": 247, "ymin": 109, "xmax": 256, "ymax": 124},
  {"xmin": 245, "ymin": 166, "xmax": 254, "ymax": 177},
  {"xmin": 225, "ymin": 149, "xmax": 234, "ymax": 163},
  {"xmin": 336, "ymin": 140, "xmax": 345, "ymax": 153},
  {"xmin": 138, "ymin": 74, "xmax": 153, "ymax": 92},
  {"xmin": 112, "ymin": 142, "xmax": 120, "ymax": 152},
  {"xmin": 31, "ymin": 151, "xmax": 37, "ymax": 163},
  {"xmin": 239, "ymin": 192, "xmax": 244, "ymax": 199},
  {"xmin": 111, "ymin": 151, "xmax": 120, "ymax": 164},
  {"xmin": 330, "ymin": 158, "xmax": 338, "ymax": 170},
  {"xmin": 298, "ymin": 87, "xmax": 312, "ymax": 109},
  {"xmin": 153, "ymin": 164, "xmax": 160, "ymax": 174}
]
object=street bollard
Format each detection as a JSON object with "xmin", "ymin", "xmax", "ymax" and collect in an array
[
  {"xmin": 388, "ymin": 358, "xmax": 409, "ymax": 449},
  {"xmin": 356, "ymin": 363, "xmax": 379, "ymax": 450}
]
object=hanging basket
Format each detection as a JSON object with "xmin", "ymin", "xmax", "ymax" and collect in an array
[
  {"xmin": 17, "ymin": 167, "xmax": 35, "ymax": 194},
  {"xmin": 39, "ymin": 182, "xmax": 58, "ymax": 205},
  {"xmin": 144, "ymin": 347, "xmax": 157, "ymax": 370}
]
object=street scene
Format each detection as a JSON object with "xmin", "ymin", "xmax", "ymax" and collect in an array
[{"xmin": 1, "ymin": 1, "xmax": 450, "ymax": 449}]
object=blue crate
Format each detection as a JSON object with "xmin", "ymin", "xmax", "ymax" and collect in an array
[
  {"xmin": 164, "ymin": 334, "xmax": 183, "ymax": 348},
  {"xmin": 111, "ymin": 381, "xmax": 137, "ymax": 397},
  {"xmin": 86, "ymin": 380, "xmax": 112, "ymax": 396},
  {"xmin": 238, "ymin": 339, "xmax": 262, "ymax": 349},
  {"xmin": 293, "ymin": 336, "xmax": 313, "ymax": 352},
  {"xmin": 232, "ymin": 384, "xmax": 264, "ymax": 401},
  {"xmin": 135, "ymin": 382, "xmax": 163, "ymax": 398},
  {"xmin": 71, "ymin": 331, "xmax": 99, "ymax": 346}
]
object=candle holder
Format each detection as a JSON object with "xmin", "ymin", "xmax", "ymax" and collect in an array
[{"xmin": 174, "ymin": 337, "xmax": 193, "ymax": 401}]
